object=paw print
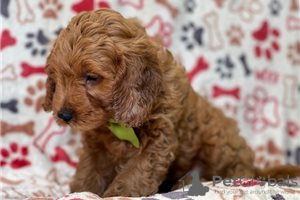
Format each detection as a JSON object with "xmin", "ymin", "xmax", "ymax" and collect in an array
[
  {"xmin": 1, "ymin": 142, "xmax": 31, "ymax": 169},
  {"xmin": 25, "ymin": 29, "xmax": 50, "ymax": 56},
  {"xmin": 256, "ymin": 176, "xmax": 267, "ymax": 186},
  {"xmin": 215, "ymin": 55, "xmax": 235, "ymax": 79},
  {"xmin": 181, "ymin": 22, "xmax": 204, "ymax": 50},
  {"xmin": 226, "ymin": 25, "xmax": 244, "ymax": 46},
  {"xmin": 39, "ymin": 0, "xmax": 63, "ymax": 19},
  {"xmin": 184, "ymin": 0, "xmax": 196, "ymax": 13},
  {"xmin": 252, "ymin": 20, "xmax": 280, "ymax": 60},
  {"xmin": 269, "ymin": 0, "xmax": 282, "ymax": 16},
  {"xmin": 24, "ymin": 79, "xmax": 46, "ymax": 113}
]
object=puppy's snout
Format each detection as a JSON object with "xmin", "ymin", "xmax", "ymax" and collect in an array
[{"xmin": 57, "ymin": 109, "xmax": 74, "ymax": 122}]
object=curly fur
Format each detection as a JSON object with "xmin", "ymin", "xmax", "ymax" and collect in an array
[{"xmin": 44, "ymin": 9, "xmax": 300, "ymax": 197}]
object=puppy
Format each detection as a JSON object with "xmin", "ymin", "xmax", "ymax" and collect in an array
[{"xmin": 43, "ymin": 9, "xmax": 300, "ymax": 197}]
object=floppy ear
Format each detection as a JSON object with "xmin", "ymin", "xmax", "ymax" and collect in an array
[
  {"xmin": 43, "ymin": 76, "xmax": 56, "ymax": 112},
  {"xmin": 112, "ymin": 39, "xmax": 162, "ymax": 127}
]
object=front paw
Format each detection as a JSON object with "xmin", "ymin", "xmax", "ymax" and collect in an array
[
  {"xmin": 69, "ymin": 180, "xmax": 81, "ymax": 193},
  {"xmin": 103, "ymin": 184, "xmax": 130, "ymax": 197}
]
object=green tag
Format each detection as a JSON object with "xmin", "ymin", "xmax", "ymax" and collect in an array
[{"xmin": 108, "ymin": 120, "xmax": 140, "ymax": 148}]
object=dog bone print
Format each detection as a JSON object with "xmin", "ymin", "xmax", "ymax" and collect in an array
[
  {"xmin": 16, "ymin": 0, "xmax": 35, "ymax": 24},
  {"xmin": 212, "ymin": 85, "xmax": 240, "ymax": 100},
  {"xmin": 0, "ymin": 0, "xmax": 10, "ymax": 18},
  {"xmin": 0, "ymin": 65, "xmax": 17, "ymax": 81},
  {"xmin": 239, "ymin": 54, "xmax": 251, "ymax": 76},
  {"xmin": 0, "ymin": 176, "xmax": 24, "ymax": 186},
  {"xmin": 282, "ymin": 75, "xmax": 298, "ymax": 108},
  {"xmin": 155, "ymin": 0, "xmax": 178, "ymax": 18},
  {"xmin": 203, "ymin": 11, "xmax": 224, "ymax": 51},
  {"xmin": 33, "ymin": 118, "xmax": 67, "ymax": 153},
  {"xmin": 118, "ymin": 0, "xmax": 144, "ymax": 10},
  {"xmin": 287, "ymin": 15, "xmax": 300, "ymax": 31},
  {"xmin": 98, "ymin": 1, "xmax": 110, "ymax": 8},
  {"xmin": 229, "ymin": 0, "xmax": 263, "ymax": 22},
  {"xmin": 0, "ymin": 29, "xmax": 17, "ymax": 50},
  {"xmin": 214, "ymin": 0, "xmax": 225, "ymax": 8},
  {"xmin": 0, "ymin": 99, "xmax": 18, "ymax": 113},
  {"xmin": 290, "ymin": 0, "xmax": 299, "ymax": 12},
  {"xmin": 72, "ymin": 0, "xmax": 94, "ymax": 13},
  {"xmin": 20, "ymin": 62, "xmax": 46, "ymax": 78},
  {"xmin": 51, "ymin": 146, "xmax": 77, "ymax": 168},
  {"xmin": 188, "ymin": 57, "xmax": 209, "ymax": 82},
  {"xmin": 0, "ymin": 121, "xmax": 34, "ymax": 137}
]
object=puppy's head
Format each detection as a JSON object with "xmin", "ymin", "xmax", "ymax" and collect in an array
[{"xmin": 44, "ymin": 9, "xmax": 161, "ymax": 131}]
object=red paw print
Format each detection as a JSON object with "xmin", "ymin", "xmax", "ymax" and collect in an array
[
  {"xmin": 0, "ymin": 142, "xmax": 31, "ymax": 169},
  {"xmin": 252, "ymin": 20, "xmax": 280, "ymax": 60}
]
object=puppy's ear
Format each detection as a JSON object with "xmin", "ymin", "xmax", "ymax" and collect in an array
[
  {"xmin": 112, "ymin": 37, "xmax": 161, "ymax": 127},
  {"xmin": 43, "ymin": 76, "xmax": 55, "ymax": 112}
]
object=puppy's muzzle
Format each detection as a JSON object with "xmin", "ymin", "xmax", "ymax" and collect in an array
[{"xmin": 58, "ymin": 109, "xmax": 74, "ymax": 122}]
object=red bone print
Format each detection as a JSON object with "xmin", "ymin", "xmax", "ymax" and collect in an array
[
  {"xmin": 98, "ymin": 1, "xmax": 110, "ymax": 8},
  {"xmin": 0, "ymin": 30, "xmax": 16, "ymax": 50},
  {"xmin": 20, "ymin": 62, "xmax": 46, "ymax": 78},
  {"xmin": 72, "ymin": 0, "xmax": 94, "ymax": 13},
  {"xmin": 118, "ymin": 0, "xmax": 144, "ymax": 10},
  {"xmin": 51, "ymin": 146, "xmax": 77, "ymax": 168},
  {"xmin": 188, "ymin": 57, "xmax": 209, "ymax": 82},
  {"xmin": 0, "ymin": 121, "xmax": 34, "ymax": 137},
  {"xmin": 212, "ymin": 86, "xmax": 240, "ymax": 100}
]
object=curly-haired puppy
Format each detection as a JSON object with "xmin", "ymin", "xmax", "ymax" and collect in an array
[{"xmin": 44, "ymin": 9, "xmax": 300, "ymax": 197}]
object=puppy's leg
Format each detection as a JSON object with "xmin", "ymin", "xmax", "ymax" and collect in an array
[
  {"xmin": 70, "ymin": 150, "xmax": 115, "ymax": 196},
  {"xmin": 197, "ymin": 105, "xmax": 256, "ymax": 179},
  {"xmin": 103, "ymin": 122, "xmax": 178, "ymax": 197}
]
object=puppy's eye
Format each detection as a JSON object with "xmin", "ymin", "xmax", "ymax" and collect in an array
[{"xmin": 84, "ymin": 74, "xmax": 101, "ymax": 86}]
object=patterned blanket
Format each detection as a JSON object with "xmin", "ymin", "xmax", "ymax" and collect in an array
[{"xmin": 1, "ymin": 0, "xmax": 300, "ymax": 199}]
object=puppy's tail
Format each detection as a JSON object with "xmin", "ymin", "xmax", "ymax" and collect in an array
[{"xmin": 254, "ymin": 165, "xmax": 300, "ymax": 179}]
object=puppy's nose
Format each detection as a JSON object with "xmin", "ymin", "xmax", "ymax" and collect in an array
[{"xmin": 57, "ymin": 109, "xmax": 73, "ymax": 122}]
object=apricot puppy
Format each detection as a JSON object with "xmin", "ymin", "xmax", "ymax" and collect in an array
[{"xmin": 44, "ymin": 9, "xmax": 300, "ymax": 197}]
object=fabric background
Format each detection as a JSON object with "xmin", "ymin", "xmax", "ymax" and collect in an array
[{"xmin": 1, "ymin": 0, "xmax": 300, "ymax": 199}]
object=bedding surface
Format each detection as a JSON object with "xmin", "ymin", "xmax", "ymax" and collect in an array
[{"xmin": 1, "ymin": 0, "xmax": 300, "ymax": 199}]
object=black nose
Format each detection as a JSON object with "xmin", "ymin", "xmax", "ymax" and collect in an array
[{"xmin": 57, "ymin": 109, "xmax": 73, "ymax": 122}]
